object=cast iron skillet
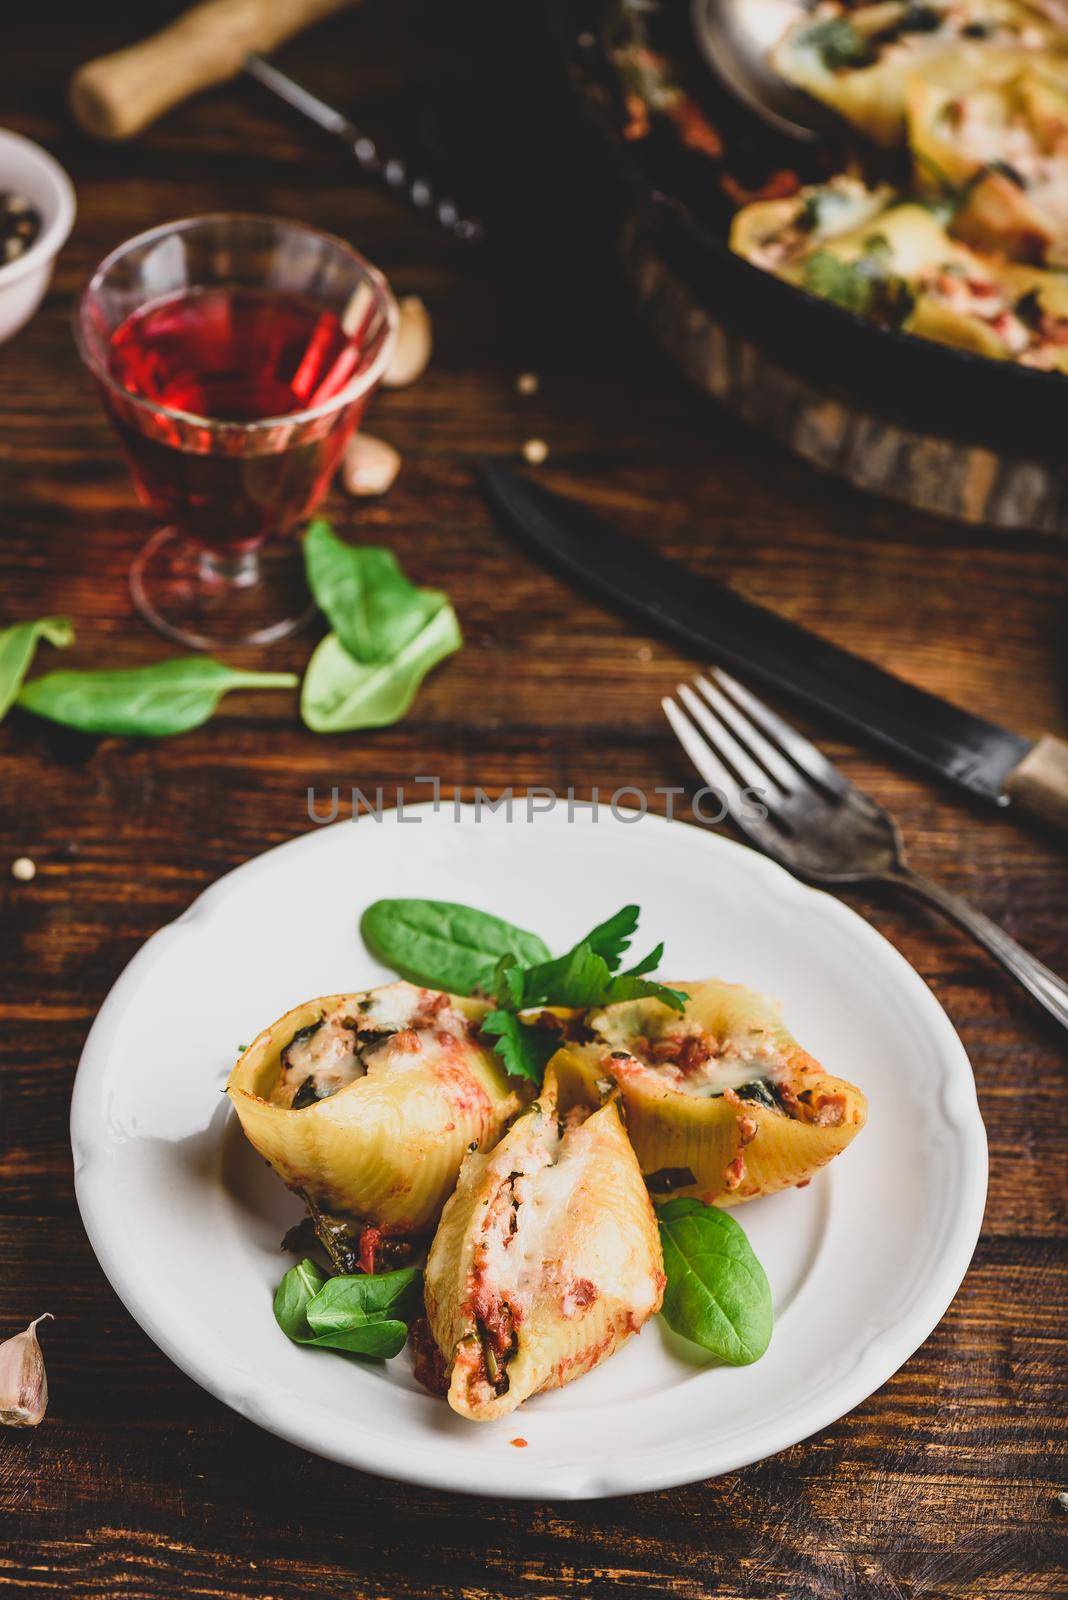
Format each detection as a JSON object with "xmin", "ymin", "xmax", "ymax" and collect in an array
[{"xmin": 544, "ymin": 0, "xmax": 1068, "ymax": 462}]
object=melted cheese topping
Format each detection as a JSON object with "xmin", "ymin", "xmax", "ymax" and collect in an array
[
  {"xmin": 605, "ymin": 1024, "xmax": 786, "ymax": 1097},
  {"xmin": 277, "ymin": 1012, "xmax": 364, "ymax": 1103},
  {"xmin": 271, "ymin": 981, "xmax": 474, "ymax": 1108}
]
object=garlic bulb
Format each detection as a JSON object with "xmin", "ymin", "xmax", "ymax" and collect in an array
[
  {"xmin": 0, "ymin": 1314, "xmax": 52, "ymax": 1428},
  {"xmin": 342, "ymin": 434, "xmax": 401, "ymax": 497},
  {"xmin": 382, "ymin": 297, "xmax": 432, "ymax": 387}
]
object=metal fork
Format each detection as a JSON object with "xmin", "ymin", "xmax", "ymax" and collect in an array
[{"xmin": 664, "ymin": 669, "xmax": 1068, "ymax": 1033}]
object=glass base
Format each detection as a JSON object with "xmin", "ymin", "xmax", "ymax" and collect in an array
[{"xmin": 130, "ymin": 526, "xmax": 315, "ymax": 650}]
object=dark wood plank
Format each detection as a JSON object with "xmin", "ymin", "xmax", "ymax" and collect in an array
[{"xmin": 1, "ymin": 3, "xmax": 1066, "ymax": 1597}]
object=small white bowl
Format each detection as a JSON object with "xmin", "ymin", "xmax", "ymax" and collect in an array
[{"xmin": 0, "ymin": 128, "xmax": 76, "ymax": 343}]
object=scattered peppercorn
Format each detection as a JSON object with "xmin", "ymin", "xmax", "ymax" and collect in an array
[{"xmin": 0, "ymin": 194, "xmax": 41, "ymax": 266}]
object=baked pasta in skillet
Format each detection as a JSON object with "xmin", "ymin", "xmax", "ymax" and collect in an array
[
  {"xmin": 907, "ymin": 64, "xmax": 1068, "ymax": 262},
  {"xmin": 226, "ymin": 982, "xmax": 528, "ymax": 1246},
  {"xmin": 732, "ymin": 182, "xmax": 1068, "ymax": 366},
  {"xmin": 419, "ymin": 1067, "xmax": 665, "ymax": 1419},
  {"xmin": 773, "ymin": 0, "xmax": 1062, "ymax": 147},
  {"xmin": 551, "ymin": 979, "xmax": 867, "ymax": 1206}
]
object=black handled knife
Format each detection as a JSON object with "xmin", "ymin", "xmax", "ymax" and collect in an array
[{"xmin": 477, "ymin": 460, "xmax": 1068, "ymax": 832}]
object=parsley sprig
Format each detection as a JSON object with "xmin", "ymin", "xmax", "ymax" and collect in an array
[{"xmin": 483, "ymin": 905, "xmax": 687, "ymax": 1083}]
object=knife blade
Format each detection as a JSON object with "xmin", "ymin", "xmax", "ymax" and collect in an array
[{"xmin": 477, "ymin": 460, "xmax": 1068, "ymax": 827}]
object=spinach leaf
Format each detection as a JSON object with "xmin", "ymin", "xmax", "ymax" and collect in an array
[
  {"xmin": 17, "ymin": 657, "xmax": 297, "ymax": 737},
  {"xmin": 304, "ymin": 1266, "xmax": 422, "ymax": 1332},
  {"xmin": 657, "ymin": 1199, "xmax": 773, "ymax": 1365},
  {"xmin": 360, "ymin": 899, "xmax": 551, "ymax": 995},
  {"xmin": 300, "ymin": 603, "xmax": 461, "ymax": 733},
  {"xmin": 0, "ymin": 616, "xmax": 73, "ymax": 724},
  {"xmin": 273, "ymin": 1259, "xmax": 412, "ymax": 1360},
  {"xmin": 802, "ymin": 247, "xmax": 913, "ymax": 326},
  {"xmin": 273, "ymin": 1257, "xmax": 329, "ymax": 1340},
  {"xmin": 803, "ymin": 18, "xmax": 876, "ymax": 71},
  {"xmin": 480, "ymin": 1010, "xmax": 562, "ymax": 1085},
  {"xmin": 303, "ymin": 521, "xmax": 447, "ymax": 663}
]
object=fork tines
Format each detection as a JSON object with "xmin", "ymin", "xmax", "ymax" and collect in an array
[{"xmin": 663, "ymin": 668, "xmax": 852, "ymax": 843}]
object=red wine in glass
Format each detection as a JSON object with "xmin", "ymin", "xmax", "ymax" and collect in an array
[
  {"xmin": 105, "ymin": 286, "xmax": 369, "ymax": 556},
  {"xmin": 76, "ymin": 215, "xmax": 396, "ymax": 650}
]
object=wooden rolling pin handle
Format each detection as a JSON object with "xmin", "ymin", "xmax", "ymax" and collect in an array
[
  {"xmin": 1004, "ymin": 734, "xmax": 1068, "ymax": 834},
  {"xmin": 69, "ymin": 0, "xmax": 356, "ymax": 141}
]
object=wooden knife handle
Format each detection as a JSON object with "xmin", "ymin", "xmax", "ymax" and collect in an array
[
  {"xmin": 1004, "ymin": 735, "xmax": 1068, "ymax": 834},
  {"xmin": 69, "ymin": 0, "xmax": 357, "ymax": 141}
]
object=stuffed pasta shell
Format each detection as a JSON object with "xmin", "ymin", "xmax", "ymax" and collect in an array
[
  {"xmin": 773, "ymin": 1, "xmax": 1059, "ymax": 147},
  {"xmin": 226, "ymin": 982, "xmax": 528, "ymax": 1241},
  {"xmin": 420, "ymin": 1069, "xmax": 664, "ymax": 1420},
  {"xmin": 908, "ymin": 64, "xmax": 1068, "ymax": 263},
  {"xmin": 734, "ymin": 186, "xmax": 1068, "ymax": 362},
  {"xmin": 729, "ymin": 174, "xmax": 895, "ymax": 276},
  {"xmin": 552, "ymin": 980, "xmax": 866, "ymax": 1207}
]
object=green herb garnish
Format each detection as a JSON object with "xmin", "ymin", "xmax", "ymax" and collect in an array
[
  {"xmin": 273, "ymin": 1258, "xmax": 421, "ymax": 1360},
  {"xmin": 301, "ymin": 606, "xmax": 462, "ymax": 732},
  {"xmin": 17, "ymin": 657, "xmax": 298, "ymax": 737},
  {"xmin": 300, "ymin": 522, "xmax": 461, "ymax": 733},
  {"xmin": 361, "ymin": 898, "xmax": 685, "ymax": 1085},
  {"xmin": 360, "ymin": 899, "xmax": 551, "ymax": 995},
  {"xmin": 803, "ymin": 245, "xmax": 914, "ymax": 325},
  {"xmin": 303, "ymin": 520, "xmax": 448, "ymax": 663},
  {"xmin": 657, "ymin": 1198, "xmax": 773, "ymax": 1365},
  {"xmin": 0, "ymin": 616, "xmax": 73, "ymax": 724},
  {"xmin": 803, "ymin": 18, "xmax": 877, "ymax": 72}
]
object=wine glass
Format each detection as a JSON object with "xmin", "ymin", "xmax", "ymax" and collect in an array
[{"xmin": 75, "ymin": 214, "xmax": 397, "ymax": 650}]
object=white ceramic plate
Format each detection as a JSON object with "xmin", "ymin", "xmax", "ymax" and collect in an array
[{"xmin": 72, "ymin": 804, "xmax": 987, "ymax": 1499}]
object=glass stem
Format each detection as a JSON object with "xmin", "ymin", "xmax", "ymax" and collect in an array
[{"xmin": 198, "ymin": 547, "xmax": 261, "ymax": 591}]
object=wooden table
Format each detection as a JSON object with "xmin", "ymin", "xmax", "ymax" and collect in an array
[{"xmin": 2, "ymin": 4, "xmax": 1066, "ymax": 1596}]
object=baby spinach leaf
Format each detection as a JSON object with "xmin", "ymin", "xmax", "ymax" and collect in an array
[
  {"xmin": 273, "ymin": 1259, "xmax": 411, "ymax": 1360},
  {"xmin": 360, "ymin": 899, "xmax": 550, "ymax": 995},
  {"xmin": 0, "ymin": 616, "xmax": 73, "ymax": 723},
  {"xmin": 304, "ymin": 1266, "xmax": 422, "ymax": 1333},
  {"xmin": 481, "ymin": 1010, "xmax": 562, "ymax": 1085},
  {"xmin": 303, "ymin": 521, "xmax": 447, "ymax": 663},
  {"xmin": 657, "ymin": 1199, "xmax": 773, "ymax": 1365},
  {"xmin": 802, "ymin": 248, "xmax": 914, "ymax": 327},
  {"xmin": 304, "ymin": 1318, "xmax": 410, "ymax": 1358},
  {"xmin": 300, "ymin": 603, "xmax": 461, "ymax": 733},
  {"xmin": 17, "ymin": 657, "xmax": 298, "ymax": 737},
  {"xmin": 273, "ymin": 1258, "xmax": 329, "ymax": 1341},
  {"xmin": 803, "ymin": 17, "xmax": 876, "ymax": 71}
]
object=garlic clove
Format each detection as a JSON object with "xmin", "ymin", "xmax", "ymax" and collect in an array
[
  {"xmin": 0, "ymin": 1314, "xmax": 52, "ymax": 1428},
  {"xmin": 342, "ymin": 433, "xmax": 402, "ymax": 498},
  {"xmin": 382, "ymin": 296, "xmax": 432, "ymax": 388}
]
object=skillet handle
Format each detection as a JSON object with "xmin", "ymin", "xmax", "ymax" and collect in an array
[{"xmin": 1003, "ymin": 735, "xmax": 1068, "ymax": 836}]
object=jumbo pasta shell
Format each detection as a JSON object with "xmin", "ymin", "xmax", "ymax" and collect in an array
[
  {"xmin": 729, "ymin": 176, "xmax": 895, "ymax": 274},
  {"xmin": 907, "ymin": 67, "xmax": 1068, "ymax": 265},
  {"xmin": 423, "ymin": 1069, "xmax": 664, "ymax": 1420},
  {"xmin": 226, "ymin": 981, "xmax": 527, "ymax": 1234},
  {"xmin": 773, "ymin": 2, "xmax": 1058, "ymax": 148},
  {"xmin": 554, "ymin": 980, "xmax": 866, "ymax": 1206}
]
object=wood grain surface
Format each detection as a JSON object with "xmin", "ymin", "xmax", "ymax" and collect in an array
[{"xmin": 1, "ymin": 4, "xmax": 1066, "ymax": 1597}]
